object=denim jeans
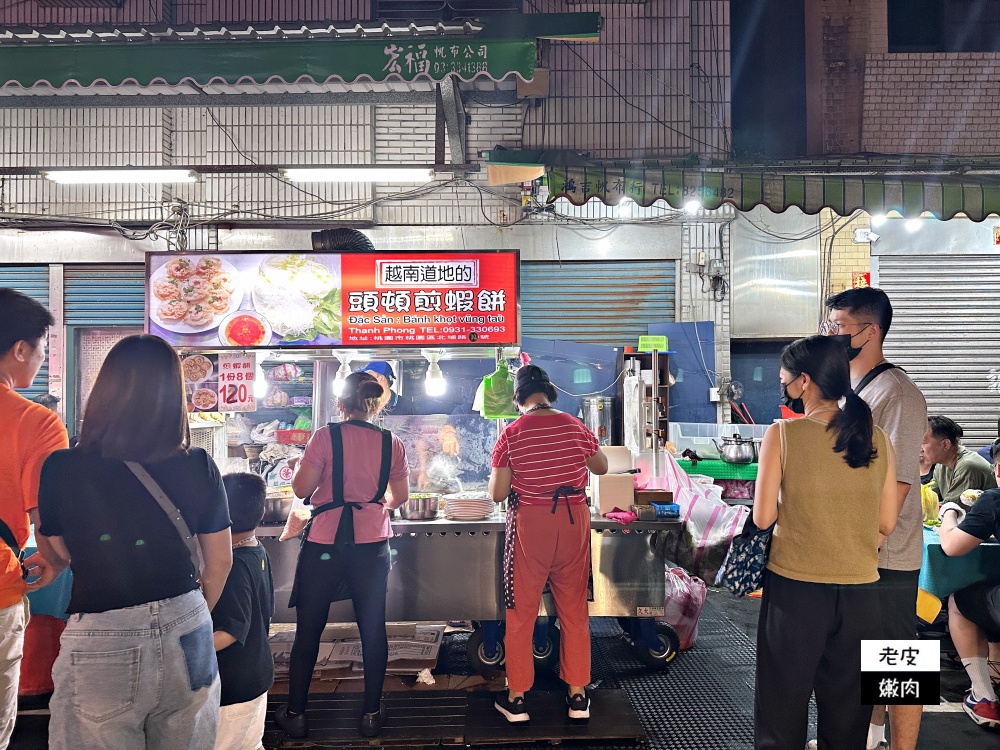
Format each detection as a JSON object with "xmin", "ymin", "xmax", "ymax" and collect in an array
[
  {"xmin": 49, "ymin": 589, "xmax": 220, "ymax": 750},
  {"xmin": 0, "ymin": 597, "xmax": 28, "ymax": 750}
]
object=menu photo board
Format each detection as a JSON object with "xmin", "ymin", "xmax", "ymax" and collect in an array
[{"xmin": 145, "ymin": 250, "xmax": 519, "ymax": 350}]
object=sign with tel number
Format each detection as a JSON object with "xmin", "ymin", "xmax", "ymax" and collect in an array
[{"xmin": 217, "ymin": 352, "xmax": 256, "ymax": 412}]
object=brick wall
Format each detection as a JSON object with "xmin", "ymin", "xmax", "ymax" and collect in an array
[
  {"xmin": 372, "ymin": 103, "xmax": 522, "ymax": 225},
  {"xmin": 821, "ymin": 209, "xmax": 872, "ymax": 297},
  {"xmin": 805, "ymin": 0, "xmax": 887, "ymax": 155},
  {"xmin": 863, "ymin": 53, "xmax": 1000, "ymax": 154}
]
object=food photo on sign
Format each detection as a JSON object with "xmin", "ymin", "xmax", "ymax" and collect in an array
[
  {"xmin": 179, "ymin": 353, "xmax": 220, "ymax": 413},
  {"xmin": 147, "ymin": 252, "xmax": 343, "ymax": 349}
]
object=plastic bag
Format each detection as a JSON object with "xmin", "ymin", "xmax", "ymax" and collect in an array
[
  {"xmin": 659, "ymin": 451, "xmax": 749, "ymax": 583},
  {"xmin": 921, "ymin": 480, "xmax": 939, "ymax": 524},
  {"xmin": 279, "ymin": 494, "xmax": 310, "ymax": 542},
  {"xmin": 482, "ymin": 365, "xmax": 519, "ymax": 419},
  {"xmin": 658, "ymin": 567, "xmax": 707, "ymax": 650}
]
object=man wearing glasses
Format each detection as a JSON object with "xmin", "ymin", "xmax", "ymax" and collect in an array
[{"xmin": 824, "ymin": 287, "xmax": 928, "ymax": 750}]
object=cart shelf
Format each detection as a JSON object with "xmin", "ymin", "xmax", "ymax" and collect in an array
[{"xmin": 676, "ymin": 458, "xmax": 758, "ymax": 480}]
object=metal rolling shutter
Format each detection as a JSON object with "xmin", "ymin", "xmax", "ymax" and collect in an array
[
  {"xmin": 64, "ymin": 266, "xmax": 146, "ymax": 326},
  {"xmin": 0, "ymin": 265, "xmax": 50, "ymax": 399},
  {"xmin": 520, "ymin": 260, "xmax": 676, "ymax": 346},
  {"xmin": 877, "ymin": 254, "xmax": 1000, "ymax": 445}
]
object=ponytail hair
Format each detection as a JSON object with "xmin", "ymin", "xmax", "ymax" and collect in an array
[
  {"xmin": 339, "ymin": 372, "xmax": 384, "ymax": 417},
  {"xmin": 780, "ymin": 335, "xmax": 877, "ymax": 469},
  {"xmin": 831, "ymin": 390, "xmax": 877, "ymax": 468}
]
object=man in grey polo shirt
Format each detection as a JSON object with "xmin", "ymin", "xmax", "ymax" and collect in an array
[{"xmin": 825, "ymin": 287, "xmax": 927, "ymax": 750}]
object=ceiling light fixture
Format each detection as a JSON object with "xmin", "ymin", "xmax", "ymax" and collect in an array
[
  {"xmin": 43, "ymin": 168, "xmax": 198, "ymax": 185},
  {"xmin": 332, "ymin": 353, "xmax": 353, "ymax": 398},
  {"xmin": 283, "ymin": 167, "xmax": 436, "ymax": 183},
  {"xmin": 422, "ymin": 349, "xmax": 447, "ymax": 398},
  {"xmin": 683, "ymin": 199, "xmax": 702, "ymax": 214}
]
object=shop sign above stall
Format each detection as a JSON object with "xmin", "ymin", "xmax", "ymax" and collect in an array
[
  {"xmin": 146, "ymin": 250, "xmax": 519, "ymax": 350},
  {"xmin": 217, "ymin": 352, "xmax": 256, "ymax": 412}
]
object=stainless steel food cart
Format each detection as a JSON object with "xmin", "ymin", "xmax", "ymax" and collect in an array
[{"xmin": 257, "ymin": 514, "xmax": 683, "ymax": 674}]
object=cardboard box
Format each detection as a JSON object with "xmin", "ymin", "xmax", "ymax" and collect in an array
[{"xmin": 592, "ymin": 473, "xmax": 635, "ymax": 515}]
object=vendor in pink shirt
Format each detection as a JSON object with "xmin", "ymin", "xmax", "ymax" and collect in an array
[{"xmin": 275, "ymin": 372, "xmax": 409, "ymax": 741}]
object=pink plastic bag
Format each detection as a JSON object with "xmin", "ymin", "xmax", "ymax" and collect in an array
[
  {"xmin": 659, "ymin": 452, "xmax": 749, "ymax": 582},
  {"xmin": 658, "ymin": 567, "xmax": 707, "ymax": 650}
]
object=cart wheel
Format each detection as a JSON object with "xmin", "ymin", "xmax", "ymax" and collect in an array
[
  {"xmin": 532, "ymin": 623, "xmax": 560, "ymax": 671},
  {"xmin": 635, "ymin": 623, "xmax": 680, "ymax": 669},
  {"xmin": 466, "ymin": 629, "xmax": 505, "ymax": 678}
]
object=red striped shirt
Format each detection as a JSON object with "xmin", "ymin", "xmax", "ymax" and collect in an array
[{"xmin": 491, "ymin": 412, "xmax": 599, "ymax": 504}]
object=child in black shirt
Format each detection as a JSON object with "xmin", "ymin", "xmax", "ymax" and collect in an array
[{"xmin": 213, "ymin": 473, "xmax": 275, "ymax": 750}]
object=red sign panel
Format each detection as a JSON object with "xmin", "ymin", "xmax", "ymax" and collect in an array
[
  {"xmin": 341, "ymin": 252, "xmax": 519, "ymax": 347},
  {"xmin": 852, "ymin": 271, "xmax": 871, "ymax": 289}
]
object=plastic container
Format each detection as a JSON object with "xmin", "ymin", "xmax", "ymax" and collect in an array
[
  {"xmin": 648, "ymin": 501, "xmax": 681, "ymax": 519},
  {"xmin": 668, "ymin": 422, "xmax": 769, "ymax": 460}
]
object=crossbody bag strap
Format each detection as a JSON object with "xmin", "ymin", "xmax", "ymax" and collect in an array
[
  {"xmin": 124, "ymin": 461, "xmax": 201, "ymax": 577},
  {"xmin": 854, "ymin": 362, "xmax": 898, "ymax": 396},
  {"xmin": 0, "ymin": 520, "xmax": 20, "ymax": 559}
]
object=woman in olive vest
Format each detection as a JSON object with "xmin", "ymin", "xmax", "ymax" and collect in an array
[{"xmin": 753, "ymin": 335, "xmax": 898, "ymax": 749}]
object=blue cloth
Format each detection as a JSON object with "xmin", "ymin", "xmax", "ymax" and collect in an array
[
  {"xmin": 23, "ymin": 530, "xmax": 72, "ymax": 619},
  {"xmin": 919, "ymin": 526, "xmax": 1000, "ymax": 599}
]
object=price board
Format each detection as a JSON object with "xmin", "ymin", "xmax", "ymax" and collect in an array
[{"xmin": 217, "ymin": 352, "xmax": 256, "ymax": 412}]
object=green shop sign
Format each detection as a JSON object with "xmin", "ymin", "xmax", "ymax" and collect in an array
[{"xmin": 0, "ymin": 36, "xmax": 536, "ymax": 88}]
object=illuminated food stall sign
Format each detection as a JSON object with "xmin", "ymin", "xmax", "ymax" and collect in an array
[{"xmin": 146, "ymin": 250, "xmax": 519, "ymax": 349}]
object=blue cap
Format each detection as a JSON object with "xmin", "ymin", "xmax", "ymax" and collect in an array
[{"xmin": 357, "ymin": 361, "xmax": 395, "ymax": 384}]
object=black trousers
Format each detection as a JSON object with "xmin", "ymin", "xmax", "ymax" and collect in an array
[
  {"xmin": 754, "ymin": 571, "xmax": 880, "ymax": 750},
  {"xmin": 287, "ymin": 540, "xmax": 391, "ymax": 714}
]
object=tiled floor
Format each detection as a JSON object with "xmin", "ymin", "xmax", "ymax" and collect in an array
[{"xmin": 11, "ymin": 591, "xmax": 999, "ymax": 749}]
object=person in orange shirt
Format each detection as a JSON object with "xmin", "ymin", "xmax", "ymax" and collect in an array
[{"xmin": 0, "ymin": 288, "xmax": 69, "ymax": 749}]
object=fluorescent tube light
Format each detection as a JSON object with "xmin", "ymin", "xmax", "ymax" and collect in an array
[
  {"xmin": 283, "ymin": 167, "xmax": 435, "ymax": 183},
  {"xmin": 43, "ymin": 169, "xmax": 198, "ymax": 185}
]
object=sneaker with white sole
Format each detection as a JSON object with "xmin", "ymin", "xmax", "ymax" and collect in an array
[
  {"xmin": 963, "ymin": 690, "xmax": 1000, "ymax": 728},
  {"xmin": 494, "ymin": 692, "xmax": 530, "ymax": 724},
  {"xmin": 567, "ymin": 691, "xmax": 590, "ymax": 721}
]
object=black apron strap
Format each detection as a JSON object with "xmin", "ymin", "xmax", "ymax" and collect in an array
[
  {"xmin": 550, "ymin": 485, "xmax": 587, "ymax": 523},
  {"xmin": 854, "ymin": 362, "xmax": 898, "ymax": 395},
  {"xmin": 372, "ymin": 429, "xmax": 393, "ymax": 503}
]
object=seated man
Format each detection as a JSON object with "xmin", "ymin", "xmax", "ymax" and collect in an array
[
  {"xmin": 923, "ymin": 415, "xmax": 996, "ymax": 507},
  {"xmin": 939, "ymin": 444, "xmax": 1000, "ymax": 729}
]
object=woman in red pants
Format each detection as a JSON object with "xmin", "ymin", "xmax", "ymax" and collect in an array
[{"xmin": 489, "ymin": 364, "xmax": 608, "ymax": 724}]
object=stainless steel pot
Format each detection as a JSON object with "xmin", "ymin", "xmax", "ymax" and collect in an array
[
  {"xmin": 262, "ymin": 494, "xmax": 294, "ymax": 524},
  {"xmin": 397, "ymin": 493, "xmax": 441, "ymax": 521}
]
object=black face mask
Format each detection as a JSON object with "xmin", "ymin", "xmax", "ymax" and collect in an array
[
  {"xmin": 831, "ymin": 332, "xmax": 865, "ymax": 362},
  {"xmin": 781, "ymin": 381, "xmax": 805, "ymax": 414}
]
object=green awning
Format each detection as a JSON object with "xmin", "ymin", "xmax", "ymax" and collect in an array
[
  {"xmin": 547, "ymin": 166, "xmax": 1000, "ymax": 221},
  {"xmin": 0, "ymin": 36, "xmax": 535, "ymax": 89}
]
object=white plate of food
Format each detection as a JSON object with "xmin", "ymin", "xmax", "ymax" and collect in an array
[
  {"xmin": 181, "ymin": 354, "xmax": 214, "ymax": 384},
  {"xmin": 149, "ymin": 256, "xmax": 243, "ymax": 334},
  {"xmin": 191, "ymin": 387, "xmax": 219, "ymax": 411},
  {"xmin": 217, "ymin": 310, "xmax": 273, "ymax": 348}
]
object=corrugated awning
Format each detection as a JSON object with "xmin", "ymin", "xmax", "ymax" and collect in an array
[{"xmin": 545, "ymin": 164, "xmax": 1000, "ymax": 221}]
